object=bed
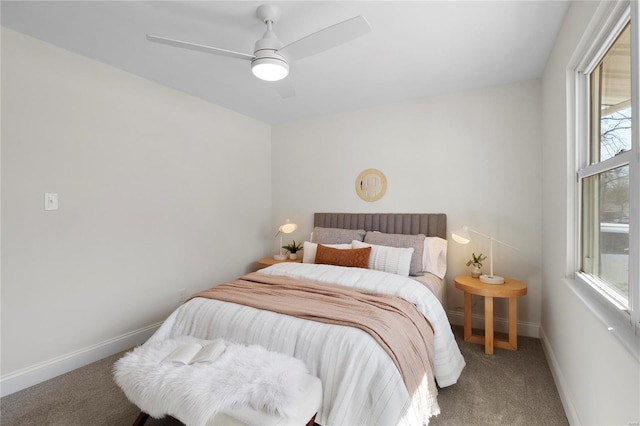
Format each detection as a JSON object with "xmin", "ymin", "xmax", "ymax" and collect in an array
[{"xmin": 147, "ymin": 213, "xmax": 465, "ymax": 425}]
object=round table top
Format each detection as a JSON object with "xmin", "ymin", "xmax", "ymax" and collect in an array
[
  {"xmin": 454, "ymin": 275, "xmax": 527, "ymax": 298},
  {"xmin": 257, "ymin": 257, "xmax": 303, "ymax": 266}
]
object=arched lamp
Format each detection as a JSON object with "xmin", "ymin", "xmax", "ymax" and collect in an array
[
  {"xmin": 274, "ymin": 219, "xmax": 298, "ymax": 260},
  {"xmin": 452, "ymin": 226, "xmax": 517, "ymax": 285}
]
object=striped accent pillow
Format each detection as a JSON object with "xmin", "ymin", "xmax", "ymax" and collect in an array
[
  {"xmin": 364, "ymin": 232, "xmax": 426, "ymax": 276},
  {"xmin": 352, "ymin": 240, "xmax": 413, "ymax": 277}
]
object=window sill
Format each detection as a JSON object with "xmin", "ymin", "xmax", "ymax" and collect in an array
[{"xmin": 567, "ymin": 273, "xmax": 640, "ymax": 361}]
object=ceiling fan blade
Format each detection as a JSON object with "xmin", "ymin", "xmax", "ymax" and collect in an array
[
  {"xmin": 278, "ymin": 16, "xmax": 371, "ymax": 61},
  {"xmin": 273, "ymin": 78, "xmax": 296, "ymax": 99},
  {"xmin": 146, "ymin": 34, "xmax": 254, "ymax": 61}
]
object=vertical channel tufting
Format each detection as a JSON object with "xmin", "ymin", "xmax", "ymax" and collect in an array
[
  {"xmin": 384, "ymin": 215, "xmax": 390, "ymax": 233},
  {"xmin": 418, "ymin": 215, "xmax": 426, "ymax": 235},
  {"xmin": 405, "ymin": 215, "xmax": 414, "ymax": 234},
  {"xmin": 359, "ymin": 215, "xmax": 367, "ymax": 231},
  {"xmin": 427, "ymin": 215, "xmax": 436, "ymax": 237},
  {"xmin": 373, "ymin": 214, "xmax": 381, "ymax": 232},
  {"xmin": 314, "ymin": 213, "xmax": 447, "ymax": 238},
  {"xmin": 351, "ymin": 214, "xmax": 360, "ymax": 230}
]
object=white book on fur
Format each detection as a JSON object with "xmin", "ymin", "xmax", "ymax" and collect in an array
[{"xmin": 162, "ymin": 340, "xmax": 226, "ymax": 365}]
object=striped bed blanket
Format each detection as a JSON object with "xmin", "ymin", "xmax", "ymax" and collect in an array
[
  {"xmin": 190, "ymin": 271, "xmax": 436, "ymax": 394},
  {"xmin": 147, "ymin": 263, "xmax": 465, "ymax": 425}
]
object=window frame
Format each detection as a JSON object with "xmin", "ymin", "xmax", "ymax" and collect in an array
[{"xmin": 571, "ymin": 0, "xmax": 640, "ymax": 359}]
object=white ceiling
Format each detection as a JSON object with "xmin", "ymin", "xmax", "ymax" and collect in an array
[{"xmin": 1, "ymin": 1, "xmax": 570, "ymax": 124}]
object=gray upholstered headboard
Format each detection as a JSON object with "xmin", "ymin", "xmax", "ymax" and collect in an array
[{"xmin": 314, "ymin": 213, "xmax": 447, "ymax": 239}]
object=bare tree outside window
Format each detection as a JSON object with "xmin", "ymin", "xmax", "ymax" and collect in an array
[{"xmin": 601, "ymin": 108, "xmax": 632, "ymax": 161}]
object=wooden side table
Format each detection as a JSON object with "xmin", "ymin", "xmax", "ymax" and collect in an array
[
  {"xmin": 256, "ymin": 257, "xmax": 303, "ymax": 270},
  {"xmin": 454, "ymin": 275, "xmax": 527, "ymax": 355}
]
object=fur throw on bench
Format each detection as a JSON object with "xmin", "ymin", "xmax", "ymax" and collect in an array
[{"xmin": 113, "ymin": 336, "xmax": 310, "ymax": 425}]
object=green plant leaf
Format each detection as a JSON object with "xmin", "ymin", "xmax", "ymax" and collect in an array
[{"xmin": 282, "ymin": 240, "xmax": 303, "ymax": 253}]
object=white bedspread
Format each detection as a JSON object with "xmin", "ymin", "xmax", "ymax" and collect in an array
[{"xmin": 148, "ymin": 263, "xmax": 465, "ymax": 426}]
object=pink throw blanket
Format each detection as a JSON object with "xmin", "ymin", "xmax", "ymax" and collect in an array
[{"xmin": 190, "ymin": 272, "xmax": 435, "ymax": 393}]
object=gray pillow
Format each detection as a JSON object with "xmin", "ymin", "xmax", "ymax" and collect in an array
[
  {"xmin": 364, "ymin": 232, "xmax": 426, "ymax": 276},
  {"xmin": 311, "ymin": 227, "xmax": 366, "ymax": 244}
]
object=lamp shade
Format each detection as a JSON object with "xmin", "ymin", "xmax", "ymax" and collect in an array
[
  {"xmin": 278, "ymin": 221, "xmax": 298, "ymax": 234},
  {"xmin": 451, "ymin": 226, "xmax": 471, "ymax": 244}
]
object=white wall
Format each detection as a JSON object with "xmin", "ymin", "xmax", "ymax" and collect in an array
[
  {"xmin": 541, "ymin": 2, "xmax": 640, "ymax": 424},
  {"xmin": 272, "ymin": 80, "xmax": 543, "ymax": 334},
  {"xmin": 1, "ymin": 29, "xmax": 271, "ymax": 393}
]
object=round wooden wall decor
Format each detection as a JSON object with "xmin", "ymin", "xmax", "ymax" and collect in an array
[{"xmin": 355, "ymin": 169, "xmax": 387, "ymax": 202}]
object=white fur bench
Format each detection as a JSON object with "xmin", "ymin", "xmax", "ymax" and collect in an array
[{"xmin": 114, "ymin": 337, "xmax": 322, "ymax": 426}]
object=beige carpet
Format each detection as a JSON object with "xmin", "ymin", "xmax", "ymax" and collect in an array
[{"xmin": 1, "ymin": 326, "xmax": 567, "ymax": 425}]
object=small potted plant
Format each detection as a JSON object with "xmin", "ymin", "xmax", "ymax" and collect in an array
[
  {"xmin": 466, "ymin": 253, "xmax": 487, "ymax": 278},
  {"xmin": 282, "ymin": 240, "xmax": 303, "ymax": 260}
]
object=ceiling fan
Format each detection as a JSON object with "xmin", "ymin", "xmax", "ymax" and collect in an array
[{"xmin": 146, "ymin": 4, "xmax": 371, "ymax": 97}]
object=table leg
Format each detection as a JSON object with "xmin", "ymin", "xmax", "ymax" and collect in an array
[
  {"xmin": 484, "ymin": 296, "xmax": 494, "ymax": 355},
  {"xmin": 508, "ymin": 296, "xmax": 518, "ymax": 350},
  {"xmin": 463, "ymin": 292, "xmax": 472, "ymax": 341}
]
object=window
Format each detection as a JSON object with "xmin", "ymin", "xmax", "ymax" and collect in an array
[
  {"xmin": 581, "ymin": 22, "xmax": 632, "ymax": 308},
  {"xmin": 575, "ymin": 1, "xmax": 639, "ymax": 355}
]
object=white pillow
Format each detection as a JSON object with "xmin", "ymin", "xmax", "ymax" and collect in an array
[
  {"xmin": 422, "ymin": 237, "xmax": 448, "ymax": 279},
  {"xmin": 302, "ymin": 241, "xmax": 352, "ymax": 263},
  {"xmin": 352, "ymin": 240, "xmax": 413, "ymax": 277}
]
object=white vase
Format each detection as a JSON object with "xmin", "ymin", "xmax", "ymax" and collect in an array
[
  {"xmin": 471, "ymin": 264, "xmax": 482, "ymax": 278},
  {"xmin": 289, "ymin": 253, "xmax": 298, "ymax": 260}
]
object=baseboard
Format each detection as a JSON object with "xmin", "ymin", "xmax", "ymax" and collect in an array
[
  {"xmin": 0, "ymin": 322, "xmax": 162, "ymax": 398},
  {"xmin": 539, "ymin": 326, "xmax": 581, "ymax": 425},
  {"xmin": 447, "ymin": 309, "xmax": 540, "ymax": 338}
]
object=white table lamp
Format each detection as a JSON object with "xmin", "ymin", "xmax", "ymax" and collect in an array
[
  {"xmin": 274, "ymin": 219, "xmax": 298, "ymax": 260},
  {"xmin": 452, "ymin": 225, "xmax": 517, "ymax": 284}
]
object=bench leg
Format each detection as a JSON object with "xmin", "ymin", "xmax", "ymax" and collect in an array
[
  {"xmin": 306, "ymin": 413, "xmax": 317, "ymax": 426},
  {"xmin": 133, "ymin": 411, "xmax": 149, "ymax": 426}
]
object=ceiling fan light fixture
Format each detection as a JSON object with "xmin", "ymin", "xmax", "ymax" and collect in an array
[
  {"xmin": 251, "ymin": 56, "xmax": 289, "ymax": 81},
  {"xmin": 147, "ymin": 4, "xmax": 372, "ymax": 90}
]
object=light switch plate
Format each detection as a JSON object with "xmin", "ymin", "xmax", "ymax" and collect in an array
[{"xmin": 45, "ymin": 193, "xmax": 58, "ymax": 211}]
